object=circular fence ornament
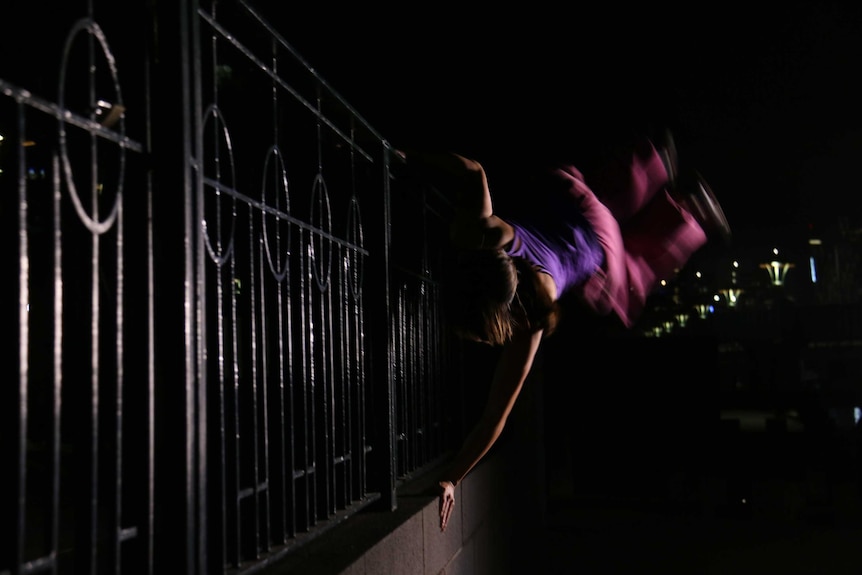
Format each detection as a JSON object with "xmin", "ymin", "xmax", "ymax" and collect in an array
[
  {"xmin": 345, "ymin": 195, "xmax": 364, "ymax": 299},
  {"xmin": 200, "ymin": 104, "xmax": 237, "ymax": 267},
  {"xmin": 58, "ymin": 18, "xmax": 125, "ymax": 235},
  {"xmin": 309, "ymin": 172, "xmax": 332, "ymax": 291},
  {"xmin": 261, "ymin": 145, "xmax": 291, "ymax": 283}
]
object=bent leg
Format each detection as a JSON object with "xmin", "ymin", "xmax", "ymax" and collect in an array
[
  {"xmin": 586, "ymin": 136, "xmax": 670, "ymax": 226},
  {"xmin": 620, "ymin": 191, "xmax": 708, "ymax": 321},
  {"xmin": 563, "ymin": 168, "xmax": 706, "ymax": 328}
]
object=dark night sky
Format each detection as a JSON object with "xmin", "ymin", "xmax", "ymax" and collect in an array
[{"xmin": 286, "ymin": 3, "xmax": 862, "ymax": 241}]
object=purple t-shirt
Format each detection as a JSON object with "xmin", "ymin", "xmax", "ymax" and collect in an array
[{"xmin": 503, "ymin": 211, "xmax": 603, "ymax": 296}]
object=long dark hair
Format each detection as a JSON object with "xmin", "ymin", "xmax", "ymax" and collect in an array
[{"xmin": 443, "ymin": 249, "xmax": 558, "ymax": 345}]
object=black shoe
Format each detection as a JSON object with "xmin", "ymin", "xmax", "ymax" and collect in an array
[{"xmin": 678, "ymin": 171, "xmax": 732, "ymax": 246}]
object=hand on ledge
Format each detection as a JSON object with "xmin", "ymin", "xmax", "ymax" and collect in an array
[{"xmin": 438, "ymin": 480, "xmax": 455, "ymax": 532}]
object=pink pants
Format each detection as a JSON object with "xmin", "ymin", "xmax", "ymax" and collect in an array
[{"xmin": 568, "ymin": 137, "xmax": 707, "ymax": 327}]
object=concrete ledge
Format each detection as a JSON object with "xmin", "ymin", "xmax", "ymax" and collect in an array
[
  {"xmin": 259, "ymin": 370, "xmax": 546, "ymax": 575},
  {"xmin": 257, "ymin": 470, "xmax": 439, "ymax": 575},
  {"xmin": 258, "ymin": 447, "xmax": 533, "ymax": 575}
]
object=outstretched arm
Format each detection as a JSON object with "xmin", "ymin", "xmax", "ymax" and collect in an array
[
  {"xmin": 437, "ymin": 327, "xmax": 543, "ymax": 531},
  {"xmin": 398, "ymin": 149, "xmax": 513, "ymax": 250}
]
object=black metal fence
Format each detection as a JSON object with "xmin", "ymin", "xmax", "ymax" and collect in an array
[{"xmin": 0, "ymin": 2, "xmax": 459, "ymax": 574}]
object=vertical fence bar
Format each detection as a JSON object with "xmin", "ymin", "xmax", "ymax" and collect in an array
[{"xmin": 16, "ymin": 99, "xmax": 32, "ymax": 574}]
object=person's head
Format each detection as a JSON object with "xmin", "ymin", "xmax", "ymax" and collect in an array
[{"xmin": 443, "ymin": 249, "xmax": 558, "ymax": 346}]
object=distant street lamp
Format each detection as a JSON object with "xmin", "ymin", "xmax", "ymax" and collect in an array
[
  {"xmin": 759, "ymin": 247, "xmax": 795, "ymax": 287},
  {"xmin": 761, "ymin": 260, "xmax": 795, "ymax": 286},
  {"xmin": 761, "ymin": 253, "xmax": 795, "ymax": 288},
  {"xmin": 719, "ymin": 288, "xmax": 744, "ymax": 307}
]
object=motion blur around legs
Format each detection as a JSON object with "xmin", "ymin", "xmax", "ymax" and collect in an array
[{"xmin": 397, "ymin": 130, "xmax": 731, "ymax": 532}]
